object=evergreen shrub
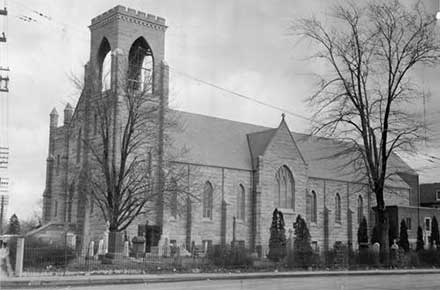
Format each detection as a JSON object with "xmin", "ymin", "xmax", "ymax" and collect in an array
[
  {"xmin": 398, "ymin": 219, "xmax": 409, "ymax": 252},
  {"xmin": 288, "ymin": 215, "xmax": 313, "ymax": 269},
  {"xmin": 267, "ymin": 209, "xmax": 287, "ymax": 262}
]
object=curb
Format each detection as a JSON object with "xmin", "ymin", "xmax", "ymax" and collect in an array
[{"xmin": 2, "ymin": 270, "xmax": 440, "ymax": 289}]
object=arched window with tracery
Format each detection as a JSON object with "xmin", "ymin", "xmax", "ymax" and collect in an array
[
  {"xmin": 128, "ymin": 37, "xmax": 154, "ymax": 93},
  {"xmin": 357, "ymin": 195, "xmax": 363, "ymax": 223},
  {"xmin": 307, "ymin": 190, "xmax": 317, "ymax": 223},
  {"xmin": 237, "ymin": 184, "xmax": 245, "ymax": 221},
  {"xmin": 335, "ymin": 193, "xmax": 341, "ymax": 224},
  {"xmin": 275, "ymin": 166, "xmax": 295, "ymax": 210},
  {"xmin": 202, "ymin": 181, "xmax": 213, "ymax": 219},
  {"xmin": 97, "ymin": 37, "xmax": 111, "ymax": 92}
]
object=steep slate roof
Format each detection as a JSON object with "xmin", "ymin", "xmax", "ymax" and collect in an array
[
  {"xmin": 170, "ymin": 110, "xmax": 268, "ymax": 170},
  {"xmin": 169, "ymin": 109, "xmax": 413, "ymax": 188},
  {"xmin": 247, "ymin": 129, "xmax": 276, "ymax": 168},
  {"xmin": 293, "ymin": 133, "xmax": 362, "ymax": 181}
]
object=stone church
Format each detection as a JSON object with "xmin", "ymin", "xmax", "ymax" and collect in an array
[{"xmin": 39, "ymin": 5, "xmax": 419, "ymax": 256}]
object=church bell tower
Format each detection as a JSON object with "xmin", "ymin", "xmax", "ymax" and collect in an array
[
  {"xmin": 88, "ymin": 5, "xmax": 169, "ymax": 104},
  {"xmin": 86, "ymin": 6, "xmax": 169, "ymax": 237}
]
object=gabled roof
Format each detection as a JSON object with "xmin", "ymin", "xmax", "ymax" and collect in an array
[
  {"xmin": 247, "ymin": 119, "xmax": 307, "ymax": 169},
  {"xmin": 388, "ymin": 153, "xmax": 418, "ymax": 175},
  {"xmin": 169, "ymin": 110, "xmax": 268, "ymax": 170},
  {"xmin": 167, "ymin": 109, "xmax": 414, "ymax": 189},
  {"xmin": 292, "ymin": 133, "xmax": 362, "ymax": 181},
  {"xmin": 247, "ymin": 128, "xmax": 276, "ymax": 168},
  {"xmin": 290, "ymin": 133, "xmax": 411, "ymax": 188}
]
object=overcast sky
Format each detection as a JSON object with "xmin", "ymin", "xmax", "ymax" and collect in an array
[{"xmin": 1, "ymin": 0, "xmax": 440, "ymax": 221}]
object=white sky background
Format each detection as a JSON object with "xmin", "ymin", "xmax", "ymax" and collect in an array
[{"xmin": 2, "ymin": 0, "xmax": 440, "ymax": 221}]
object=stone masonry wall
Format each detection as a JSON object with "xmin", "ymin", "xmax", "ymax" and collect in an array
[
  {"xmin": 257, "ymin": 120, "xmax": 308, "ymax": 256},
  {"xmin": 162, "ymin": 163, "xmax": 253, "ymax": 248},
  {"xmin": 307, "ymin": 177, "xmax": 410, "ymax": 251},
  {"xmin": 50, "ymin": 128, "xmax": 67, "ymax": 223},
  {"xmin": 306, "ymin": 178, "xmax": 365, "ymax": 251},
  {"xmin": 41, "ymin": 5, "xmax": 420, "ymax": 258},
  {"xmin": 89, "ymin": 5, "xmax": 166, "ymax": 100}
]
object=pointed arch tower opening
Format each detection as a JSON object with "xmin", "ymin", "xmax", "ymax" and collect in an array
[
  {"xmin": 128, "ymin": 37, "xmax": 154, "ymax": 93},
  {"xmin": 97, "ymin": 37, "xmax": 111, "ymax": 92}
]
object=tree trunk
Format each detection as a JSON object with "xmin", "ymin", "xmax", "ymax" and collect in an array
[
  {"xmin": 376, "ymin": 208, "xmax": 390, "ymax": 266},
  {"xmin": 107, "ymin": 231, "xmax": 124, "ymax": 258}
]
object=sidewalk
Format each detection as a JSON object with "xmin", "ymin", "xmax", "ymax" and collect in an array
[{"xmin": 2, "ymin": 269, "xmax": 440, "ymax": 289}]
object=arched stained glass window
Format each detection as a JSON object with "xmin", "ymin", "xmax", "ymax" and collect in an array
[
  {"xmin": 335, "ymin": 193, "xmax": 341, "ymax": 224},
  {"xmin": 237, "ymin": 184, "xmax": 245, "ymax": 220},
  {"xmin": 357, "ymin": 195, "xmax": 363, "ymax": 223},
  {"xmin": 275, "ymin": 166, "xmax": 295, "ymax": 210},
  {"xmin": 307, "ymin": 190, "xmax": 317, "ymax": 223},
  {"xmin": 202, "ymin": 181, "xmax": 213, "ymax": 219}
]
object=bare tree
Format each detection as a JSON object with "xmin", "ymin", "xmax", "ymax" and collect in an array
[
  {"xmin": 294, "ymin": 0, "xmax": 440, "ymax": 257},
  {"xmin": 72, "ymin": 47, "xmax": 197, "ymax": 253}
]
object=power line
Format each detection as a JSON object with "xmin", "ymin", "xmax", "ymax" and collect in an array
[
  {"xmin": 0, "ymin": 0, "xmax": 9, "ymax": 233},
  {"xmin": 168, "ymin": 66, "xmax": 315, "ymax": 123},
  {"xmin": 6, "ymin": 1, "xmax": 437, "ymax": 138},
  {"xmin": 9, "ymin": 0, "xmax": 51, "ymax": 20},
  {"xmin": 0, "ymin": 0, "xmax": 9, "ymax": 148},
  {"xmin": 15, "ymin": 14, "xmax": 37, "ymax": 22},
  {"xmin": 9, "ymin": 0, "xmax": 89, "ymax": 43}
]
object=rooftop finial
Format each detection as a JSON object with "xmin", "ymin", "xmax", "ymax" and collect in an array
[
  {"xmin": 50, "ymin": 107, "xmax": 59, "ymax": 128},
  {"xmin": 50, "ymin": 107, "xmax": 58, "ymax": 116},
  {"xmin": 64, "ymin": 103, "xmax": 73, "ymax": 125},
  {"xmin": 281, "ymin": 113, "xmax": 285, "ymax": 120}
]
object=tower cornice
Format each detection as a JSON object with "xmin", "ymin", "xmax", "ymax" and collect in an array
[{"xmin": 89, "ymin": 5, "xmax": 167, "ymax": 31}]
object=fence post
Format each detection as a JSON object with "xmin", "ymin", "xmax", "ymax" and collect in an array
[{"xmin": 15, "ymin": 237, "xmax": 24, "ymax": 277}]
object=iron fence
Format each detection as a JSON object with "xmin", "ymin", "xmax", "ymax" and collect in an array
[
  {"xmin": 21, "ymin": 245, "xmax": 209, "ymax": 276},
  {"xmin": 9, "ymin": 239, "xmax": 440, "ymax": 277}
]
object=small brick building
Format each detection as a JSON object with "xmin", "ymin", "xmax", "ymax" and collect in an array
[
  {"xmin": 420, "ymin": 183, "xmax": 440, "ymax": 208},
  {"xmin": 39, "ymin": 5, "xmax": 427, "ymax": 255}
]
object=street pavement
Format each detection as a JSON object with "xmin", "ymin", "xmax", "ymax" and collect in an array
[{"xmin": 7, "ymin": 273, "xmax": 440, "ymax": 290}]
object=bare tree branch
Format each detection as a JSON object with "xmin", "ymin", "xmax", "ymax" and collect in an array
[{"xmin": 293, "ymin": 0, "xmax": 440, "ymax": 252}]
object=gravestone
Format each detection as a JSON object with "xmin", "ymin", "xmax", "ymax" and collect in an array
[
  {"xmin": 66, "ymin": 233, "xmax": 76, "ymax": 249},
  {"xmin": 163, "ymin": 237, "xmax": 169, "ymax": 257},
  {"xmin": 132, "ymin": 236, "xmax": 146, "ymax": 258},
  {"xmin": 372, "ymin": 242, "xmax": 380, "ymax": 266},
  {"xmin": 97, "ymin": 239, "xmax": 105, "ymax": 255},
  {"xmin": 88, "ymin": 241, "xmax": 95, "ymax": 257},
  {"xmin": 123, "ymin": 241, "xmax": 129, "ymax": 257}
]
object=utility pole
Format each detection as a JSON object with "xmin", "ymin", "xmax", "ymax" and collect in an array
[
  {"xmin": 0, "ymin": 0, "xmax": 10, "ymax": 235},
  {"xmin": 0, "ymin": 3, "xmax": 9, "ymax": 93},
  {"xmin": 0, "ymin": 193, "xmax": 7, "ymax": 234}
]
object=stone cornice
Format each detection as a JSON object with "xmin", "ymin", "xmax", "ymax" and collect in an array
[{"xmin": 89, "ymin": 5, "xmax": 167, "ymax": 31}]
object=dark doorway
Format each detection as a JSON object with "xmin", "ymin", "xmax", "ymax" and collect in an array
[{"xmin": 138, "ymin": 224, "xmax": 161, "ymax": 252}]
